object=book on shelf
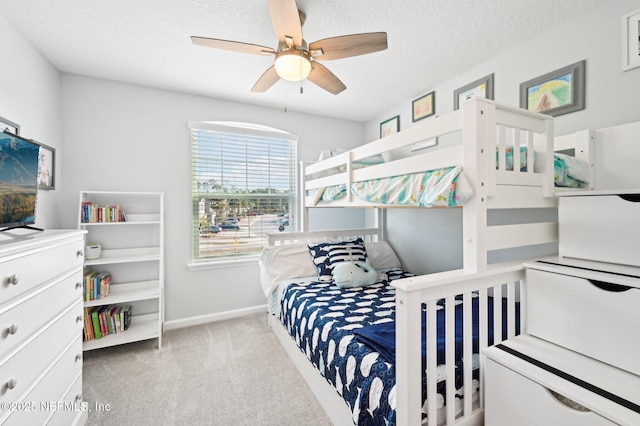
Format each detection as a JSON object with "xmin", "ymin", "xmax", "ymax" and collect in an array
[
  {"xmin": 81, "ymin": 201, "xmax": 127, "ymax": 223},
  {"xmin": 83, "ymin": 267, "xmax": 111, "ymax": 301},
  {"xmin": 83, "ymin": 304, "xmax": 132, "ymax": 342}
]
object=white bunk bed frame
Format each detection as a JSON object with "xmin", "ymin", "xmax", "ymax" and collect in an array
[{"xmin": 268, "ymin": 98, "xmax": 594, "ymax": 425}]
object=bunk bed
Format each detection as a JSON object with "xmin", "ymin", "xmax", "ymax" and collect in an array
[{"xmin": 260, "ymin": 98, "xmax": 595, "ymax": 425}]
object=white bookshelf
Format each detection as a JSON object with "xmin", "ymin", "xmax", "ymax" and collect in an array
[{"xmin": 78, "ymin": 191, "xmax": 164, "ymax": 351}]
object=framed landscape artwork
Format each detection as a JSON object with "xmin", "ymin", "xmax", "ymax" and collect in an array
[{"xmin": 519, "ymin": 60, "xmax": 585, "ymax": 117}]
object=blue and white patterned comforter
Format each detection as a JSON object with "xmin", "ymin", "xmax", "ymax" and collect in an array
[
  {"xmin": 279, "ymin": 269, "xmax": 406, "ymax": 425},
  {"xmin": 278, "ymin": 269, "xmax": 489, "ymax": 425}
]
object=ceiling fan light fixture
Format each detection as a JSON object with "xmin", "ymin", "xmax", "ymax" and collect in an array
[{"xmin": 274, "ymin": 49, "xmax": 311, "ymax": 81}]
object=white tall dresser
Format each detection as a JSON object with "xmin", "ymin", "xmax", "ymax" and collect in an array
[
  {"xmin": 0, "ymin": 230, "xmax": 87, "ymax": 425},
  {"xmin": 484, "ymin": 190, "xmax": 640, "ymax": 425}
]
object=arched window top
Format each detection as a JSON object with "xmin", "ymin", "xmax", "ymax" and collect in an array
[{"xmin": 188, "ymin": 121, "xmax": 297, "ymax": 141}]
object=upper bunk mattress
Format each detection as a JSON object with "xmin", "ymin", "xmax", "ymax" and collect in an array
[
  {"xmin": 311, "ymin": 150, "xmax": 590, "ymax": 207},
  {"xmin": 316, "ymin": 166, "xmax": 473, "ymax": 207}
]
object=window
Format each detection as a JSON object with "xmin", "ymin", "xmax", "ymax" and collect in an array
[{"xmin": 190, "ymin": 121, "xmax": 298, "ymax": 262}]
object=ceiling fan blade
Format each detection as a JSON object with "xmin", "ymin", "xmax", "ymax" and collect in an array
[
  {"xmin": 267, "ymin": 0, "xmax": 303, "ymax": 46},
  {"xmin": 309, "ymin": 32, "xmax": 388, "ymax": 61},
  {"xmin": 251, "ymin": 66, "xmax": 280, "ymax": 92},
  {"xmin": 191, "ymin": 36, "xmax": 275, "ymax": 55},
  {"xmin": 307, "ymin": 62, "xmax": 346, "ymax": 95}
]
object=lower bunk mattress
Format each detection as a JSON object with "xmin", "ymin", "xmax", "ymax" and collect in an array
[{"xmin": 274, "ymin": 268, "xmax": 518, "ymax": 425}]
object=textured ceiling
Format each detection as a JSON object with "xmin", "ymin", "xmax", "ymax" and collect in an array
[{"xmin": 0, "ymin": 0, "xmax": 609, "ymax": 122}]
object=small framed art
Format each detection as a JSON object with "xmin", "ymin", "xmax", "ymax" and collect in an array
[
  {"xmin": 0, "ymin": 116, "xmax": 20, "ymax": 136},
  {"xmin": 380, "ymin": 115, "xmax": 399, "ymax": 138},
  {"xmin": 519, "ymin": 60, "xmax": 585, "ymax": 117},
  {"xmin": 37, "ymin": 142, "xmax": 55, "ymax": 190},
  {"xmin": 453, "ymin": 74, "xmax": 494, "ymax": 110},
  {"xmin": 622, "ymin": 7, "xmax": 640, "ymax": 71},
  {"xmin": 412, "ymin": 91, "xmax": 435, "ymax": 122}
]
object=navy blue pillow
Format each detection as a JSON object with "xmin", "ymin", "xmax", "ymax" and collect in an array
[{"xmin": 308, "ymin": 238, "xmax": 367, "ymax": 281}]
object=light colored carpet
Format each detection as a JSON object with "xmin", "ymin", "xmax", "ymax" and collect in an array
[{"xmin": 83, "ymin": 313, "xmax": 333, "ymax": 425}]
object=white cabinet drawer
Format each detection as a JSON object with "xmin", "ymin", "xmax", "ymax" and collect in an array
[
  {"xmin": 485, "ymin": 357, "xmax": 616, "ymax": 426},
  {"xmin": 0, "ymin": 270, "xmax": 82, "ymax": 358},
  {"xmin": 559, "ymin": 193, "xmax": 640, "ymax": 267},
  {"xmin": 47, "ymin": 373, "xmax": 85, "ymax": 426},
  {"xmin": 525, "ymin": 266, "xmax": 640, "ymax": 375},
  {"xmin": 0, "ymin": 239, "xmax": 84, "ymax": 304},
  {"xmin": 0, "ymin": 300, "xmax": 83, "ymax": 404},
  {"xmin": 484, "ymin": 335, "xmax": 640, "ymax": 426},
  {"xmin": 3, "ymin": 337, "xmax": 83, "ymax": 425}
]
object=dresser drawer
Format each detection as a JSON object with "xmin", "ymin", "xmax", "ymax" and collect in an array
[
  {"xmin": 559, "ymin": 193, "xmax": 640, "ymax": 267},
  {"xmin": 0, "ymin": 239, "xmax": 84, "ymax": 305},
  {"xmin": 0, "ymin": 300, "xmax": 83, "ymax": 404},
  {"xmin": 2, "ymin": 337, "xmax": 83, "ymax": 425},
  {"xmin": 46, "ymin": 372, "xmax": 85, "ymax": 426},
  {"xmin": 0, "ymin": 270, "xmax": 83, "ymax": 358},
  {"xmin": 485, "ymin": 357, "xmax": 616, "ymax": 425},
  {"xmin": 525, "ymin": 266, "xmax": 640, "ymax": 376}
]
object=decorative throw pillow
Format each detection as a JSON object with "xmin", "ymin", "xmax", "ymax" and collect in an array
[
  {"xmin": 308, "ymin": 238, "xmax": 368, "ymax": 281},
  {"xmin": 364, "ymin": 241, "xmax": 402, "ymax": 270}
]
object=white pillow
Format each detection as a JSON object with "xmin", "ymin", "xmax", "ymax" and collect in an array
[
  {"xmin": 259, "ymin": 243, "xmax": 317, "ymax": 297},
  {"xmin": 365, "ymin": 240, "xmax": 402, "ymax": 270}
]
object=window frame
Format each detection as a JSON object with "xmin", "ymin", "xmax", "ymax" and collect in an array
[{"xmin": 188, "ymin": 121, "xmax": 299, "ymax": 267}]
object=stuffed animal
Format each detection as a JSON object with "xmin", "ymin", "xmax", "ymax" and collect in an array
[{"xmin": 332, "ymin": 257, "xmax": 378, "ymax": 289}]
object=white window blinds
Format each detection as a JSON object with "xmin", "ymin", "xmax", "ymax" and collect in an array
[{"xmin": 190, "ymin": 122, "xmax": 298, "ymax": 261}]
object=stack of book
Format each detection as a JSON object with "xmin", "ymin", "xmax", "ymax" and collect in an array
[
  {"xmin": 83, "ymin": 267, "xmax": 112, "ymax": 301},
  {"xmin": 81, "ymin": 201, "xmax": 127, "ymax": 223},
  {"xmin": 83, "ymin": 305, "xmax": 131, "ymax": 341}
]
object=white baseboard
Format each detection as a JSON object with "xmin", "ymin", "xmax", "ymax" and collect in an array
[{"xmin": 163, "ymin": 304, "xmax": 267, "ymax": 331}]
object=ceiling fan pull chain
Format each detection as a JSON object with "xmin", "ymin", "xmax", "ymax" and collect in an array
[{"xmin": 299, "ymin": 56, "xmax": 304, "ymax": 94}]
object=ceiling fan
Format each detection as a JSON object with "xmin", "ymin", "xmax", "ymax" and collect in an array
[{"xmin": 191, "ymin": 0, "xmax": 388, "ymax": 95}]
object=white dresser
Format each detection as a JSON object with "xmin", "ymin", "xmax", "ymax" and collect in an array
[
  {"xmin": 0, "ymin": 230, "xmax": 87, "ymax": 425},
  {"xmin": 484, "ymin": 190, "xmax": 640, "ymax": 425}
]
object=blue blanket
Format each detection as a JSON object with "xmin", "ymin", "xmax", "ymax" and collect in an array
[
  {"xmin": 353, "ymin": 296, "xmax": 520, "ymax": 365},
  {"xmin": 279, "ymin": 271, "xmax": 520, "ymax": 425}
]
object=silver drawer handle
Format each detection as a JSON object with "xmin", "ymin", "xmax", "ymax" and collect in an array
[
  {"xmin": 548, "ymin": 389, "xmax": 590, "ymax": 412},
  {"xmin": 7, "ymin": 323, "xmax": 18, "ymax": 335},
  {"xmin": 76, "ymin": 250, "xmax": 83, "ymax": 258},
  {"xmin": 6, "ymin": 378, "xmax": 17, "ymax": 390},
  {"xmin": 75, "ymin": 394, "xmax": 82, "ymax": 403},
  {"xmin": 75, "ymin": 282, "xmax": 82, "ymax": 289},
  {"xmin": 8, "ymin": 274, "xmax": 19, "ymax": 285},
  {"xmin": 76, "ymin": 315, "xmax": 82, "ymax": 323},
  {"xmin": 75, "ymin": 353, "xmax": 82, "ymax": 362}
]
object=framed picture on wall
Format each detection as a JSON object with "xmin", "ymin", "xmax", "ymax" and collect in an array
[
  {"xmin": 380, "ymin": 115, "xmax": 399, "ymax": 138},
  {"xmin": 453, "ymin": 74, "xmax": 494, "ymax": 110},
  {"xmin": 622, "ymin": 7, "xmax": 640, "ymax": 71},
  {"xmin": 519, "ymin": 60, "xmax": 585, "ymax": 117},
  {"xmin": 412, "ymin": 91, "xmax": 435, "ymax": 122},
  {"xmin": 0, "ymin": 116, "xmax": 20, "ymax": 136},
  {"xmin": 37, "ymin": 142, "xmax": 55, "ymax": 190}
]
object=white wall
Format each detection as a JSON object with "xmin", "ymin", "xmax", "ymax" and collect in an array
[
  {"xmin": 0, "ymin": 13, "xmax": 62, "ymax": 230},
  {"xmin": 366, "ymin": 0, "xmax": 640, "ymax": 274},
  {"xmin": 59, "ymin": 75, "xmax": 365, "ymax": 323}
]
